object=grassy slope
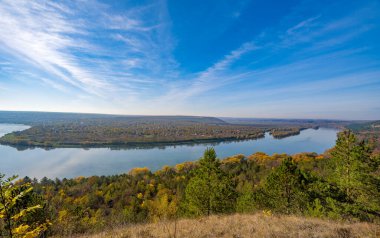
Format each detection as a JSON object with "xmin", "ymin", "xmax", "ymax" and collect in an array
[{"xmin": 75, "ymin": 213, "xmax": 380, "ymax": 238}]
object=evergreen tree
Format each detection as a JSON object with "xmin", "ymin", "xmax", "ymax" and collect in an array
[
  {"xmin": 330, "ymin": 130, "xmax": 380, "ymax": 220},
  {"xmin": 183, "ymin": 148, "xmax": 236, "ymax": 216},
  {"xmin": 236, "ymin": 182, "xmax": 255, "ymax": 213},
  {"xmin": 261, "ymin": 157, "xmax": 309, "ymax": 214},
  {"xmin": 331, "ymin": 131, "xmax": 367, "ymax": 198}
]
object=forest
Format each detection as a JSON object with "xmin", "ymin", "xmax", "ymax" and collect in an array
[
  {"xmin": 1, "ymin": 130, "xmax": 380, "ymax": 237},
  {"xmin": 348, "ymin": 120, "xmax": 380, "ymax": 153},
  {"xmin": 0, "ymin": 111, "xmax": 349, "ymax": 149}
]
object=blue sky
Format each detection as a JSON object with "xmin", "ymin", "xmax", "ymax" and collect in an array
[{"xmin": 0, "ymin": 0, "xmax": 379, "ymax": 119}]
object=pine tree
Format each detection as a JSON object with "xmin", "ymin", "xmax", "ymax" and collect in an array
[
  {"xmin": 236, "ymin": 182, "xmax": 255, "ymax": 213},
  {"xmin": 261, "ymin": 157, "xmax": 309, "ymax": 214},
  {"xmin": 184, "ymin": 148, "xmax": 236, "ymax": 216},
  {"xmin": 330, "ymin": 130, "xmax": 380, "ymax": 219},
  {"xmin": 331, "ymin": 130, "xmax": 366, "ymax": 199}
]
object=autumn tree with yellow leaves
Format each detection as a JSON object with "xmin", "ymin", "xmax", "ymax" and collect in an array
[{"xmin": 0, "ymin": 174, "xmax": 51, "ymax": 238}]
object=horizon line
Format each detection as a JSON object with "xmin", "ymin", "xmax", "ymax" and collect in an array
[{"xmin": 0, "ymin": 109, "xmax": 372, "ymax": 122}]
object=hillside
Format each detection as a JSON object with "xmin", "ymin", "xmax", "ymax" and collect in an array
[
  {"xmin": 0, "ymin": 111, "xmax": 227, "ymax": 126},
  {"xmin": 75, "ymin": 213, "xmax": 379, "ymax": 238}
]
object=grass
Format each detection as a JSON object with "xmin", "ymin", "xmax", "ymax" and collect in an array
[{"xmin": 73, "ymin": 213, "xmax": 380, "ymax": 238}]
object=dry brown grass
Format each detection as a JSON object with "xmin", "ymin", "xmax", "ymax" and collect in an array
[{"xmin": 72, "ymin": 213, "xmax": 380, "ymax": 238}]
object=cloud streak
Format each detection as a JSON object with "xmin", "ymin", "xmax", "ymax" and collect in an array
[
  {"xmin": 0, "ymin": 0, "xmax": 379, "ymax": 119},
  {"xmin": 0, "ymin": 0, "xmax": 176, "ymax": 99}
]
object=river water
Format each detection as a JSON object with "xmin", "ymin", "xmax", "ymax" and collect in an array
[{"xmin": 0, "ymin": 124, "xmax": 339, "ymax": 179}]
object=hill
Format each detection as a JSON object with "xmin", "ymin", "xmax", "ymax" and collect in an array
[{"xmin": 0, "ymin": 111, "xmax": 227, "ymax": 125}]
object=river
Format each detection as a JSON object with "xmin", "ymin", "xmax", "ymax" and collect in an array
[{"xmin": 0, "ymin": 124, "xmax": 339, "ymax": 179}]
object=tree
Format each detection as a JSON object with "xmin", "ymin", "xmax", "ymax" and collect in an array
[
  {"xmin": 260, "ymin": 157, "xmax": 309, "ymax": 214},
  {"xmin": 330, "ymin": 130, "xmax": 380, "ymax": 220},
  {"xmin": 236, "ymin": 182, "xmax": 255, "ymax": 213},
  {"xmin": 147, "ymin": 188, "xmax": 178, "ymax": 238},
  {"xmin": 183, "ymin": 148, "xmax": 236, "ymax": 216},
  {"xmin": 331, "ymin": 131, "xmax": 367, "ymax": 198},
  {"xmin": 0, "ymin": 174, "xmax": 51, "ymax": 238}
]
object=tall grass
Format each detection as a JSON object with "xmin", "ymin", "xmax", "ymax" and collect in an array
[{"xmin": 73, "ymin": 213, "xmax": 379, "ymax": 238}]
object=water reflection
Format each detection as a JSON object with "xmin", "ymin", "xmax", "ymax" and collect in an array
[{"xmin": 0, "ymin": 124, "xmax": 339, "ymax": 179}]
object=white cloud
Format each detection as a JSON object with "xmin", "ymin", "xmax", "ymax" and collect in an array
[
  {"xmin": 0, "ymin": 0, "xmax": 109, "ymax": 95},
  {"xmin": 0, "ymin": 0, "xmax": 175, "ymax": 99},
  {"xmin": 40, "ymin": 78, "xmax": 69, "ymax": 93},
  {"xmin": 159, "ymin": 42, "xmax": 257, "ymax": 102}
]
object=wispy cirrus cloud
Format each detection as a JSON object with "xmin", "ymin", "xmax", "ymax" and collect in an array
[
  {"xmin": 0, "ymin": 0, "xmax": 379, "ymax": 119},
  {"xmin": 0, "ymin": 0, "xmax": 176, "ymax": 99},
  {"xmin": 160, "ymin": 42, "xmax": 257, "ymax": 102},
  {"xmin": 159, "ymin": 3, "xmax": 378, "ymax": 103},
  {"xmin": 0, "ymin": 1, "xmax": 108, "ymax": 95}
]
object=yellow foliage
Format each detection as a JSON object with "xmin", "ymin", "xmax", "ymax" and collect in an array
[
  {"xmin": 12, "ymin": 224, "xmax": 30, "ymax": 234},
  {"xmin": 162, "ymin": 165, "xmax": 171, "ymax": 172},
  {"xmin": 129, "ymin": 167, "xmax": 150, "ymax": 176},
  {"xmin": 58, "ymin": 210, "xmax": 69, "ymax": 223},
  {"xmin": 0, "ymin": 174, "xmax": 51, "ymax": 238},
  {"xmin": 262, "ymin": 210, "xmax": 272, "ymax": 217},
  {"xmin": 316, "ymin": 155, "xmax": 325, "ymax": 160},
  {"xmin": 95, "ymin": 190, "xmax": 103, "ymax": 197},
  {"xmin": 146, "ymin": 191, "xmax": 178, "ymax": 223},
  {"xmin": 222, "ymin": 154, "xmax": 244, "ymax": 164},
  {"xmin": 174, "ymin": 163, "xmax": 185, "ymax": 172},
  {"xmin": 74, "ymin": 176, "xmax": 85, "ymax": 183},
  {"xmin": 12, "ymin": 205, "xmax": 42, "ymax": 221},
  {"xmin": 74, "ymin": 195, "xmax": 89, "ymax": 205},
  {"xmin": 248, "ymin": 152, "xmax": 271, "ymax": 162},
  {"xmin": 58, "ymin": 189, "xmax": 66, "ymax": 197},
  {"xmin": 292, "ymin": 152, "xmax": 317, "ymax": 162},
  {"xmin": 174, "ymin": 161, "xmax": 196, "ymax": 173}
]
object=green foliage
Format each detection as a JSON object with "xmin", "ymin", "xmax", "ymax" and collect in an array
[
  {"xmin": 0, "ymin": 174, "xmax": 51, "ymax": 238},
  {"xmin": 307, "ymin": 198, "xmax": 325, "ymax": 218},
  {"xmin": 0, "ymin": 120, "xmax": 266, "ymax": 148},
  {"xmin": 236, "ymin": 182, "xmax": 255, "ymax": 213},
  {"xmin": 258, "ymin": 157, "xmax": 309, "ymax": 214},
  {"xmin": 331, "ymin": 131, "xmax": 367, "ymax": 198},
  {"xmin": 183, "ymin": 148, "xmax": 236, "ymax": 216},
  {"xmin": 1, "ymin": 139, "xmax": 378, "ymax": 236},
  {"xmin": 329, "ymin": 130, "xmax": 380, "ymax": 220},
  {"xmin": 146, "ymin": 188, "xmax": 178, "ymax": 222}
]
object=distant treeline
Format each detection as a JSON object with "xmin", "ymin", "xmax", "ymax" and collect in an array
[
  {"xmin": 0, "ymin": 111, "xmax": 227, "ymax": 126},
  {"xmin": 348, "ymin": 120, "xmax": 380, "ymax": 153},
  {"xmin": 1, "ymin": 130, "xmax": 379, "ymax": 237},
  {"xmin": 0, "ymin": 111, "xmax": 349, "ymax": 149},
  {"xmin": 0, "ymin": 123, "xmax": 269, "ymax": 148}
]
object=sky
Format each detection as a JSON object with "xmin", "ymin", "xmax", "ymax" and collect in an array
[{"xmin": 0, "ymin": 0, "xmax": 379, "ymax": 120}]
